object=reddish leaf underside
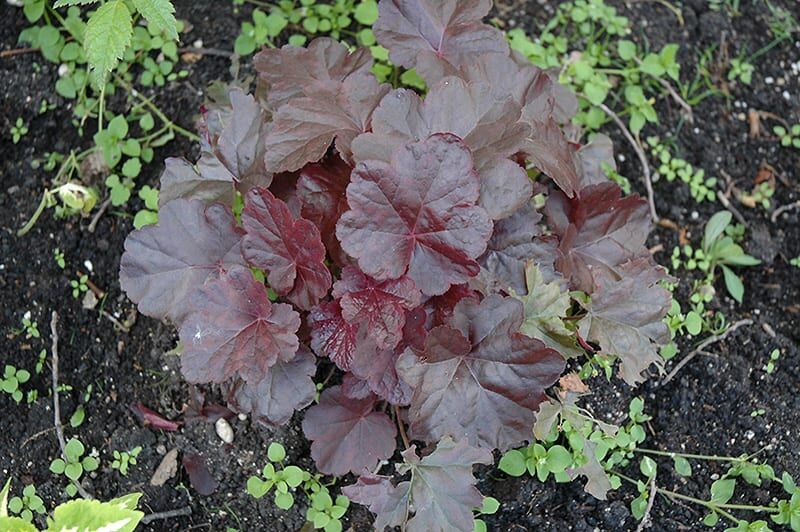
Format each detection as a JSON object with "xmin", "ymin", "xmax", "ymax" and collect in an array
[
  {"xmin": 119, "ymin": 199, "xmax": 246, "ymax": 325},
  {"xmin": 337, "ymin": 133, "xmax": 493, "ymax": 296},
  {"xmin": 179, "ymin": 266, "xmax": 300, "ymax": 384},
  {"xmin": 301, "ymin": 386, "xmax": 397, "ymax": 476},
  {"xmin": 241, "ymin": 187, "xmax": 332, "ymax": 310},
  {"xmin": 397, "ymin": 295, "xmax": 565, "ymax": 450}
]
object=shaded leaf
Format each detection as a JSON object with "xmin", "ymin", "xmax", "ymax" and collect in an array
[
  {"xmin": 120, "ymin": 199, "xmax": 246, "ymax": 325},
  {"xmin": 397, "ymin": 295, "xmax": 565, "ymax": 450},
  {"xmin": 424, "ymin": 283, "xmax": 480, "ymax": 329},
  {"xmin": 158, "ymin": 155, "xmax": 235, "ymax": 207},
  {"xmin": 241, "ymin": 187, "xmax": 332, "ymax": 310},
  {"xmin": 568, "ymin": 441, "xmax": 612, "ymax": 499},
  {"xmin": 182, "ymin": 453, "xmax": 218, "ymax": 496},
  {"xmin": 308, "ymin": 300, "xmax": 359, "ymax": 371},
  {"xmin": 577, "ymin": 134, "xmax": 615, "ymax": 187},
  {"xmin": 226, "ymin": 346, "xmax": 317, "ymax": 426},
  {"xmin": 302, "ymin": 386, "xmax": 396, "ymax": 476},
  {"xmin": 333, "ymin": 266, "xmax": 421, "ymax": 349},
  {"xmin": 337, "ymin": 133, "xmax": 493, "ymax": 296},
  {"xmin": 130, "ymin": 403, "xmax": 181, "ymax": 431},
  {"xmin": 578, "ymin": 259, "xmax": 672, "ymax": 385},
  {"xmin": 179, "ymin": 266, "xmax": 300, "ymax": 384},
  {"xmin": 342, "ymin": 474, "xmax": 410, "ymax": 531}
]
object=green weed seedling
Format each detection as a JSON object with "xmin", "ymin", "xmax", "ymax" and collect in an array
[
  {"xmin": 11, "ymin": 118, "xmax": 29, "ymax": 144},
  {"xmin": 247, "ymin": 442, "xmax": 350, "ymax": 532},
  {"xmin": 111, "ymin": 446, "xmax": 141, "ymax": 476},
  {"xmin": 701, "ymin": 211, "xmax": 761, "ymax": 303},
  {"xmin": 21, "ymin": 313, "xmax": 40, "ymax": 339},
  {"xmin": 50, "ymin": 437, "xmax": 99, "ymax": 497},
  {"xmin": 648, "ymin": 137, "xmax": 717, "ymax": 202},
  {"xmin": 774, "ymin": 124, "xmax": 800, "ymax": 149},
  {"xmin": 791, "ymin": 257, "xmax": 800, "ymax": 268},
  {"xmin": 728, "ymin": 57, "xmax": 754, "ymax": 84},
  {"xmin": 8, "ymin": 484, "xmax": 46, "ymax": 522},
  {"xmin": 473, "ymin": 496, "xmax": 501, "ymax": 532},
  {"xmin": 53, "ymin": 248, "xmax": 66, "ymax": 269},
  {"xmin": 133, "ymin": 185, "xmax": 159, "ymax": 229},
  {"xmin": 2, "ymin": 365, "xmax": 31, "ymax": 404},
  {"xmin": 764, "ymin": 348, "xmax": 781, "ymax": 375},
  {"xmin": 70, "ymin": 274, "xmax": 88, "ymax": 299}
]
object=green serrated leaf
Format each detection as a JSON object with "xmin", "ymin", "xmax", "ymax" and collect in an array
[
  {"xmin": 131, "ymin": 0, "xmax": 178, "ymax": 40},
  {"xmin": 84, "ymin": 0, "xmax": 133, "ymax": 89},
  {"xmin": 54, "ymin": 0, "xmax": 99, "ymax": 7},
  {"xmin": 46, "ymin": 496, "xmax": 143, "ymax": 532}
]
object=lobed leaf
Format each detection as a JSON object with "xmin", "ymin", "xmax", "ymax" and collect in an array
[
  {"xmin": 337, "ymin": 133, "xmax": 492, "ymax": 296},
  {"xmin": 241, "ymin": 187, "xmax": 332, "ymax": 310},
  {"xmin": 179, "ymin": 266, "xmax": 300, "ymax": 384},
  {"xmin": 397, "ymin": 295, "xmax": 565, "ymax": 450},
  {"xmin": 308, "ymin": 300, "xmax": 359, "ymax": 371},
  {"xmin": 158, "ymin": 155, "xmax": 235, "ymax": 207},
  {"xmin": 302, "ymin": 386, "xmax": 397, "ymax": 476},
  {"xmin": 119, "ymin": 199, "xmax": 246, "ymax": 325}
]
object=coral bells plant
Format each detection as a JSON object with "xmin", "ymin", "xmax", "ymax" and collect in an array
[{"xmin": 119, "ymin": 0, "xmax": 673, "ymax": 528}]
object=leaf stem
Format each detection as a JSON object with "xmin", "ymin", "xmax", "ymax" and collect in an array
[{"xmin": 394, "ymin": 405, "xmax": 410, "ymax": 450}]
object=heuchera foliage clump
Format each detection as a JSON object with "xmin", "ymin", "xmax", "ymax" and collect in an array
[{"xmin": 119, "ymin": 0, "xmax": 673, "ymax": 528}]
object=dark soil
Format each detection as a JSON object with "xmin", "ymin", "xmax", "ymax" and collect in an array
[{"xmin": 1, "ymin": 1, "xmax": 799, "ymax": 531}]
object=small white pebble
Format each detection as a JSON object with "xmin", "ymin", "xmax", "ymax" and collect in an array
[
  {"xmin": 23, "ymin": 310, "xmax": 31, "ymax": 320},
  {"xmin": 745, "ymin": 430, "xmax": 755, "ymax": 440},
  {"xmin": 765, "ymin": 76, "xmax": 775, "ymax": 84},
  {"xmin": 58, "ymin": 64, "xmax": 69, "ymax": 77},
  {"xmin": 617, "ymin": 154, "xmax": 626, "ymax": 162},
  {"xmin": 215, "ymin": 417, "xmax": 234, "ymax": 444},
  {"xmin": 690, "ymin": 211, "xmax": 699, "ymax": 220},
  {"xmin": 238, "ymin": 413, "xmax": 247, "ymax": 421},
  {"xmin": 84, "ymin": 260, "xmax": 93, "ymax": 272},
  {"xmin": 782, "ymin": 90, "xmax": 791, "ymax": 101},
  {"xmin": 193, "ymin": 39, "xmax": 203, "ymax": 49}
]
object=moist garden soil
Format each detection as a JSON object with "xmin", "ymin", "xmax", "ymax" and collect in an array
[{"xmin": 1, "ymin": 0, "xmax": 799, "ymax": 530}]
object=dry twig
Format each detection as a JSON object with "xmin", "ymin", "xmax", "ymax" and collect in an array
[
  {"xmin": 662, "ymin": 319, "xmax": 753, "ymax": 384},
  {"xmin": 771, "ymin": 200, "xmax": 800, "ymax": 223},
  {"xmin": 598, "ymin": 103, "xmax": 658, "ymax": 222},
  {"xmin": 87, "ymin": 197, "xmax": 111, "ymax": 233},
  {"xmin": 635, "ymin": 470, "xmax": 658, "ymax": 532},
  {"xmin": 141, "ymin": 507, "xmax": 193, "ymax": 525},
  {"xmin": 51, "ymin": 311, "xmax": 93, "ymax": 499}
]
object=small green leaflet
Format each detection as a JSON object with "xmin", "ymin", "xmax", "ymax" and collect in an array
[
  {"xmin": 131, "ymin": 0, "xmax": 179, "ymax": 40},
  {"xmin": 84, "ymin": 0, "xmax": 133, "ymax": 89},
  {"xmin": 53, "ymin": 0, "xmax": 99, "ymax": 7}
]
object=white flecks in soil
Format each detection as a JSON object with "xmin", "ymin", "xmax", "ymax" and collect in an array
[{"xmin": 84, "ymin": 259, "xmax": 93, "ymax": 272}]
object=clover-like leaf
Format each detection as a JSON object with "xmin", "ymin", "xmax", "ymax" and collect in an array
[
  {"xmin": 120, "ymin": 199, "xmax": 246, "ymax": 325},
  {"xmin": 397, "ymin": 295, "xmax": 565, "ymax": 450},
  {"xmin": 226, "ymin": 346, "xmax": 316, "ymax": 426},
  {"xmin": 475, "ymin": 201, "xmax": 558, "ymax": 295},
  {"xmin": 578, "ymin": 259, "xmax": 673, "ymax": 385},
  {"xmin": 297, "ymin": 154, "xmax": 353, "ymax": 264},
  {"xmin": 346, "ymin": 436, "xmax": 492, "ymax": 532},
  {"xmin": 301, "ymin": 386, "xmax": 396, "ymax": 476},
  {"xmin": 254, "ymin": 38, "xmax": 373, "ymax": 110},
  {"xmin": 374, "ymin": 0, "xmax": 508, "ymax": 80},
  {"xmin": 308, "ymin": 300, "xmax": 359, "ymax": 371},
  {"xmin": 511, "ymin": 261, "xmax": 582, "ymax": 358},
  {"xmin": 337, "ymin": 133, "xmax": 493, "ymax": 296},
  {"xmin": 333, "ymin": 266, "xmax": 422, "ymax": 350},
  {"xmin": 241, "ymin": 187, "xmax": 332, "ymax": 310},
  {"xmin": 179, "ymin": 266, "xmax": 300, "ymax": 384},
  {"xmin": 157, "ymin": 155, "xmax": 235, "ymax": 207},
  {"xmin": 545, "ymin": 182, "xmax": 652, "ymax": 293},
  {"xmin": 263, "ymin": 74, "xmax": 390, "ymax": 173}
]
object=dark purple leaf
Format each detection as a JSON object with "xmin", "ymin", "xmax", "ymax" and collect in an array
[
  {"xmin": 397, "ymin": 295, "xmax": 565, "ymax": 450},
  {"xmin": 263, "ymin": 74, "xmax": 390, "ymax": 173},
  {"xmin": 520, "ymin": 113, "xmax": 580, "ymax": 198},
  {"xmin": 341, "ymin": 371, "xmax": 373, "ymax": 400},
  {"xmin": 158, "ymin": 155, "xmax": 235, "ymax": 207},
  {"xmin": 182, "ymin": 452, "xmax": 218, "ymax": 496},
  {"xmin": 241, "ymin": 187, "xmax": 332, "ymax": 310},
  {"xmin": 424, "ymin": 283, "xmax": 479, "ymax": 329},
  {"xmin": 333, "ymin": 266, "xmax": 422, "ymax": 350},
  {"xmin": 119, "ymin": 199, "xmax": 246, "ymax": 325},
  {"xmin": 226, "ymin": 346, "xmax": 317, "ymax": 426},
  {"xmin": 254, "ymin": 37, "xmax": 373, "ymax": 110},
  {"xmin": 475, "ymin": 201, "xmax": 558, "ymax": 295},
  {"xmin": 374, "ymin": 0, "xmax": 508, "ymax": 81},
  {"xmin": 544, "ymin": 182, "xmax": 652, "ymax": 293},
  {"xmin": 348, "ymin": 323, "xmax": 415, "ymax": 406},
  {"xmin": 184, "ymin": 386, "xmax": 235, "ymax": 423},
  {"xmin": 477, "ymin": 156, "xmax": 533, "ymax": 220},
  {"xmin": 344, "ymin": 436, "xmax": 492, "ymax": 532},
  {"xmin": 577, "ymin": 134, "xmax": 616, "ymax": 188},
  {"xmin": 337, "ymin": 133, "xmax": 493, "ymax": 296},
  {"xmin": 301, "ymin": 386, "xmax": 397, "ymax": 476},
  {"xmin": 308, "ymin": 300, "xmax": 358, "ymax": 370},
  {"xmin": 179, "ymin": 266, "xmax": 300, "ymax": 384},
  {"xmin": 578, "ymin": 259, "xmax": 673, "ymax": 385},
  {"xmin": 130, "ymin": 403, "xmax": 181, "ymax": 432},
  {"xmin": 297, "ymin": 155, "xmax": 353, "ymax": 265}
]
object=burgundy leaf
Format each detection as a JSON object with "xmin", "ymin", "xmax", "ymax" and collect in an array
[
  {"xmin": 130, "ymin": 403, "xmax": 181, "ymax": 432},
  {"xmin": 241, "ymin": 187, "xmax": 332, "ymax": 310},
  {"xmin": 158, "ymin": 155, "xmax": 235, "ymax": 207},
  {"xmin": 119, "ymin": 199, "xmax": 246, "ymax": 325},
  {"xmin": 226, "ymin": 346, "xmax": 317, "ymax": 426},
  {"xmin": 475, "ymin": 201, "xmax": 559, "ymax": 295},
  {"xmin": 301, "ymin": 386, "xmax": 397, "ymax": 476},
  {"xmin": 297, "ymin": 155, "xmax": 353, "ymax": 264},
  {"xmin": 520, "ymin": 113, "xmax": 580, "ymax": 198},
  {"xmin": 397, "ymin": 295, "xmax": 565, "ymax": 450},
  {"xmin": 308, "ymin": 300, "xmax": 358, "ymax": 370},
  {"xmin": 424, "ymin": 283, "xmax": 479, "ymax": 329},
  {"xmin": 374, "ymin": 0, "xmax": 508, "ymax": 80},
  {"xmin": 184, "ymin": 386, "xmax": 235, "ymax": 423},
  {"xmin": 333, "ymin": 266, "xmax": 422, "ymax": 350},
  {"xmin": 179, "ymin": 266, "xmax": 300, "ymax": 384},
  {"xmin": 577, "ymin": 133, "xmax": 616, "ymax": 188},
  {"xmin": 348, "ymin": 320, "xmax": 416, "ymax": 406},
  {"xmin": 182, "ymin": 452, "xmax": 218, "ymax": 496},
  {"xmin": 578, "ymin": 259, "xmax": 673, "ymax": 385},
  {"xmin": 345, "ymin": 437, "xmax": 492, "ymax": 532},
  {"xmin": 254, "ymin": 37, "xmax": 373, "ymax": 110},
  {"xmin": 477, "ymin": 156, "xmax": 533, "ymax": 220},
  {"xmin": 337, "ymin": 133, "xmax": 493, "ymax": 296},
  {"xmin": 544, "ymin": 182, "xmax": 652, "ymax": 293},
  {"xmin": 264, "ymin": 74, "xmax": 390, "ymax": 173},
  {"xmin": 341, "ymin": 371, "xmax": 373, "ymax": 400}
]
